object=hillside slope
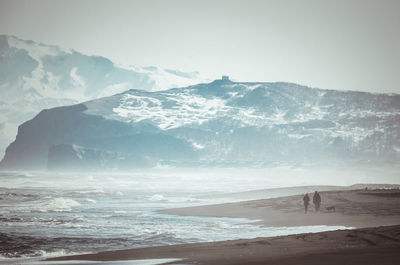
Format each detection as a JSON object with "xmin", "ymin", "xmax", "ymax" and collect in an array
[{"xmin": 1, "ymin": 78, "xmax": 399, "ymax": 170}]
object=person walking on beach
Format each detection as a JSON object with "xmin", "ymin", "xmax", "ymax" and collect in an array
[
  {"xmin": 313, "ymin": 191, "xmax": 321, "ymax": 212},
  {"xmin": 303, "ymin": 193, "xmax": 310, "ymax": 213}
]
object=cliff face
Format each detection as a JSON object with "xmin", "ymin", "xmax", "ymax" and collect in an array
[
  {"xmin": 1, "ymin": 80, "xmax": 399, "ymax": 170},
  {"xmin": 0, "ymin": 103, "xmax": 194, "ymax": 170}
]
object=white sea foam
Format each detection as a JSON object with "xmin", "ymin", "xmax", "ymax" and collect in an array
[
  {"xmin": 147, "ymin": 194, "xmax": 197, "ymax": 203},
  {"xmin": 115, "ymin": 191, "xmax": 124, "ymax": 196},
  {"xmin": 149, "ymin": 194, "xmax": 166, "ymax": 201},
  {"xmin": 77, "ymin": 187, "xmax": 104, "ymax": 194},
  {"xmin": 40, "ymin": 198, "xmax": 81, "ymax": 212},
  {"xmin": 1, "ymin": 170, "xmax": 398, "ymax": 263},
  {"xmin": 213, "ymin": 221, "xmax": 231, "ymax": 229},
  {"xmin": 113, "ymin": 210, "xmax": 127, "ymax": 214}
]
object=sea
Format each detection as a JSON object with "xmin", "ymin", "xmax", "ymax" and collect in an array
[{"xmin": 1, "ymin": 166, "xmax": 396, "ymax": 264}]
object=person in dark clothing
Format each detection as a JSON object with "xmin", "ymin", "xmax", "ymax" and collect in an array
[
  {"xmin": 303, "ymin": 193, "xmax": 310, "ymax": 213},
  {"xmin": 313, "ymin": 191, "xmax": 321, "ymax": 212}
]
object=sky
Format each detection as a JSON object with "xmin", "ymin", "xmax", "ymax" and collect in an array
[{"xmin": 0, "ymin": 0, "xmax": 399, "ymax": 93}]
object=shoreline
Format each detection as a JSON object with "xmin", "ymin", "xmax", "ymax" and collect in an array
[
  {"xmin": 163, "ymin": 189, "xmax": 400, "ymax": 228},
  {"xmin": 48, "ymin": 225, "xmax": 400, "ymax": 264},
  {"xmin": 47, "ymin": 188, "xmax": 400, "ymax": 264}
]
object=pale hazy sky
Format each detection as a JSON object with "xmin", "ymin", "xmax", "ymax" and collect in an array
[{"xmin": 1, "ymin": 0, "xmax": 399, "ymax": 93}]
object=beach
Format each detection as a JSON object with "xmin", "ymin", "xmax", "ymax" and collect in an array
[
  {"xmin": 49, "ymin": 188, "xmax": 400, "ymax": 264},
  {"xmin": 49, "ymin": 225, "xmax": 400, "ymax": 265},
  {"xmin": 163, "ymin": 188, "xmax": 400, "ymax": 228}
]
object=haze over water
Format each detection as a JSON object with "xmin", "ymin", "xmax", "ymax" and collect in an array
[{"xmin": 1, "ymin": 166, "xmax": 398, "ymax": 263}]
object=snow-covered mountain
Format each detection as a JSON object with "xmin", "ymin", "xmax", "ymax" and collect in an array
[
  {"xmin": 0, "ymin": 35, "xmax": 208, "ymax": 158},
  {"xmin": 1, "ymin": 78, "xmax": 399, "ymax": 170}
]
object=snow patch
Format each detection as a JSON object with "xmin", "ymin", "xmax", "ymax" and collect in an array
[
  {"xmin": 244, "ymin": 84, "xmax": 262, "ymax": 91},
  {"xmin": 122, "ymin": 65, "xmax": 211, "ymax": 91},
  {"xmin": 113, "ymin": 93, "xmax": 230, "ymax": 130},
  {"xmin": 191, "ymin": 142, "xmax": 205, "ymax": 149},
  {"xmin": 70, "ymin": 67, "xmax": 86, "ymax": 89},
  {"xmin": 7, "ymin": 35, "xmax": 66, "ymax": 59},
  {"xmin": 97, "ymin": 83, "xmax": 131, "ymax": 98}
]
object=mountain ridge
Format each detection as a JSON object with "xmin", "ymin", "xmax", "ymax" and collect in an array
[
  {"xmin": 1, "ymin": 78, "xmax": 399, "ymax": 170},
  {"xmin": 0, "ymin": 34, "xmax": 208, "ymax": 158}
]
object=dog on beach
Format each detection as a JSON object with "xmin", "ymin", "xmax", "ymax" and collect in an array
[{"xmin": 325, "ymin": 206, "xmax": 335, "ymax": 212}]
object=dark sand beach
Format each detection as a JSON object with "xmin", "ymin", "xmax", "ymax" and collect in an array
[
  {"xmin": 48, "ymin": 225, "xmax": 400, "ymax": 265},
  {"xmin": 163, "ymin": 188, "xmax": 400, "ymax": 228},
  {"xmin": 49, "ymin": 189, "xmax": 400, "ymax": 264}
]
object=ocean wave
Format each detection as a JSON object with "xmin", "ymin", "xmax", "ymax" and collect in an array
[
  {"xmin": 0, "ymin": 249, "xmax": 71, "ymax": 259},
  {"xmin": 37, "ymin": 198, "xmax": 81, "ymax": 212},
  {"xmin": 148, "ymin": 194, "xmax": 167, "ymax": 201},
  {"xmin": 212, "ymin": 221, "xmax": 231, "ymax": 229},
  {"xmin": 0, "ymin": 232, "xmax": 146, "ymax": 259},
  {"xmin": 0, "ymin": 216, "xmax": 24, "ymax": 223},
  {"xmin": 85, "ymin": 198, "xmax": 97, "ymax": 203},
  {"xmin": 113, "ymin": 210, "xmax": 127, "ymax": 214},
  {"xmin": 167, "ymin": 197, "xmax": 199, "ymax": 203},
  {"xmin": 75, "ymin": 187, "xmax": 105, "ymax": 194},
  {"xmin": 0, "ymin": 215, "xmax": 85, "ymax": 225},
  {"xmin": 148, "ymin": 194, "xmax": 199, "ymax": 203},
  {"xmin": 0, "ymin": 189, "xmax": 40, "ymax": 200},
  {"xmin": 135, "ymin": 231, "xmax": 185, "ymax": 246}
]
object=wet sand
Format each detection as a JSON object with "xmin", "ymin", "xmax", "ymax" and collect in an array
[
  {"xmin": 48, "ymin": 189, "xmax": 400, "ymax": 264},
  {"xmin": 48, "ymin": 225, "xmax": 400, "ymax": 264},
  {"xmin": 164, "ymin": 189, "xmax": 400, "ymax": 228}
]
